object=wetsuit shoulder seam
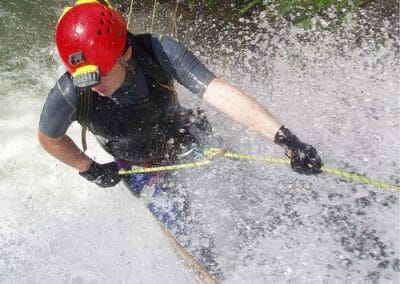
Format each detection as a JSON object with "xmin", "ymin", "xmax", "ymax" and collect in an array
[{"xmin": 56, "ymin": 80, "xmax": 77, "ymax": 122}]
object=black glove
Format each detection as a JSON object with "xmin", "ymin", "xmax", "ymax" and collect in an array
[
  {"xmin": 274, "ymin": 126, "xmax": 323, "ymax": 175},
  {"xmin": 79, "ymin": 161, "xmax": 121, "ymax": 188}
]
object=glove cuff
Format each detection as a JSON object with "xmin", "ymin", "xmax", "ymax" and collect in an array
[
  {"xmin": 79, "ymin": 161, "xmax": 100, "ymax": 181},
  {"xmin": 273, "ymin": 126, "xmax": 300, "ymax": 149}
]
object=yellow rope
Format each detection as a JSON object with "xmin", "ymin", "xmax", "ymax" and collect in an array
[
  {"xmin": 118, "ymin": 147, "xmax": 400, "ymax": 192},
  {"xmin": 118, "ymin": 160, "xmax": 212, "ymax": 175},
  {"xmin": 221, "ymin": 152, "xmax": 290, "ymax": 165},
  {"xmin": 214, "ymin": 149, "xmax": 400, "ymax": 192},
  {"xmin": 321, "ymin": 166, "xmax": 400, "ymax": 191}
]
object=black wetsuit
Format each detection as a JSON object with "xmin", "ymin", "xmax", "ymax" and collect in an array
[{"xmin": 39, "ymin": 33, "xmax": 215, "ymax": 162}]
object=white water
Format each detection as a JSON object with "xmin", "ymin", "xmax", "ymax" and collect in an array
[
  {"xmin": 1, "ymin": 2, "xmax": 399, "ymax": 283},
  {"xmin": 0, "ymin": 83, "xmax": 196, "ymax": 283}
]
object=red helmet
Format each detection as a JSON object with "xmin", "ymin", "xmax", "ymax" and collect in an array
[{"xmin": 56, "ymin": 2, "xmax": 127, "ymax": 84}]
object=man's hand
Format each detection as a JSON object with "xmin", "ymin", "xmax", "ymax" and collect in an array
[
  {"xmin": 274, "ymin": 127, "xmax": 323, "ymax": 175},
  {"xmin": 79, "ymin": 161, "xmax": 121, "ymax": 187}
]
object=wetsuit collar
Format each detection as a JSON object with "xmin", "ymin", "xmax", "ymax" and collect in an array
[{"xmin": 109, "ymin": 60, "xmax": 149, "ymax": 105}]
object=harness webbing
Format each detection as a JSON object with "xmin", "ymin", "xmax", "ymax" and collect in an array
[{"xmin": 77, "ymin": 87, "xmax": 93, "ymax": 152}]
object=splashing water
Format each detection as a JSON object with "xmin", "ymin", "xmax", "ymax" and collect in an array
[
  {"xmin": 178, "ymin": 5, "xmax": 399, "ymax": 283},
  {"xmin": 0, "ymin": 1, "xmax": 399, "ymax": 283}
]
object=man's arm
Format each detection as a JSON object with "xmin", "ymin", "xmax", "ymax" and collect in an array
[
  {"xmin": 38, "ymin": 130, "xmax": 92, "ymax": 172},
  {"xmin": 38, "ymin": 130, "xmax": 121, "ymax": 187},
  {"xmin": 203, "ymin": 77, "xmax": 323, "ymax": 175},
  {"xmin": 146, "ymin": 36, "xmax": 321, "ymax": 174},
  {"xmin": 203, "ymin": 78, "xmax": 282, "ymax": 140}
]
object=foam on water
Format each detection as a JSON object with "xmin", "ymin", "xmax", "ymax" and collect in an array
[
  {"xmin": 0, "ymin": 4, "xmax": 195, "ymax": 281},
  {"xmin": 0, "ymin": 74, "xmax": 195, "ymax": 283},
  {"xmin": 178, "ymin": 7, "xmax": 399, "ymax": 283},
  {"xmin": 0, "ymin": 1, "xmax": 399, "ymax": 283}
]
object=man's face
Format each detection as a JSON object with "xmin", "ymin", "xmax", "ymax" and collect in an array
[
  {"xmin": 91, "ymin": 47, "xmax": 132, "ymax": 97},
  {"xmin": 91, "ymin": 61, "xmax": 126, "ymax": 97}
]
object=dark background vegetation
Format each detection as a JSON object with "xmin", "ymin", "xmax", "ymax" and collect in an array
[
  {"xmin": 117, "ymin": 0, "xmax": 398, "ymax": 31},
  {"xmin": 113, "ymin": 0, "xmax": 398, "ymax": 61},
  {"xmin": 114, "ymin": 0, "xmax": 398, "ymax": 55}
]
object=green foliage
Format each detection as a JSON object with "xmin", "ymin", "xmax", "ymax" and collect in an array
[
  {"xmin": 187, "ymin": 0, "xmax": 262, "ymax": 9},
  {"xmin": 185, "ymin": 0, "xmax": 368, "ymax": 28},
  {"xmin": 204, "ymin": 0, "xmax": 219, "ymax": 6},
  {"xmin": 272, "ymin": 0, "xmax": 368, "ymax": 28}
]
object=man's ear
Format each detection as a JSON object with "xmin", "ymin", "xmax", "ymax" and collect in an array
[
  {"xmin": 123, "ymin": 46, "xmax": 132, "ymax": 61},
  {"xmin": 119, "ymin": 46, "xmax": 132, "ymax": 67}
]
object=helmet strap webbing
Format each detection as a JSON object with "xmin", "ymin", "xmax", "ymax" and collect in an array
[{"xmin": 77, "ymin": 87, "xmax": 93, "ymax": 152}]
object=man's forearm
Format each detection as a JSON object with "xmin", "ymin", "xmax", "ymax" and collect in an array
[
  {"xmin": 38, "ymin": 130, "xmax": 92, "ymax": 172},
  {"xmin": 203, "ymin": 78, "xmax": 282, "ymax": 140}
]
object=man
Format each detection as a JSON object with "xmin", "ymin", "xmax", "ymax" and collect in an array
[{"xmin": 38, "ymin": 0, "xmax": 322, "ymax": 191}]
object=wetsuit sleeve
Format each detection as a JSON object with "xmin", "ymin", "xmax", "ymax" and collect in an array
[
  {"xmin": 151, "ymin": 35, "xmax": 216, "ymax": 96},
  {"xmin": 39, "ymin": 73, "xmax": 78, "ymax": 138}
]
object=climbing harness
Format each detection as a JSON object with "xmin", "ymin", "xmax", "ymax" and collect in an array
[
  {"xmin": 77, "ymin": 87, "xmax": 93, "ymax": 152},
  {"xmin": 119, "ymin": 147, "xmax": 400, "ymax": 192}
]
